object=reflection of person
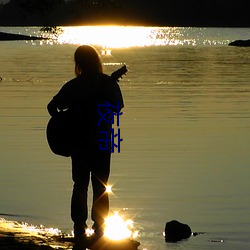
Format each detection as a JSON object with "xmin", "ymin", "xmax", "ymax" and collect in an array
[{"xmin": 47, "ymin": 45, "xmax": 124, "ymax": 243}]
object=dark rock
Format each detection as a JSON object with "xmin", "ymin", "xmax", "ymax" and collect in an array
[
  {"xmin": 164, "ymin": 220, "xmax": 192, "ymax": 242},
  {"xmin": 90, "ymin": 238, "xmax": 140, "ymax": 250},
  {"xmin": 228, "ymin": 39, "xmax": 250, "ymax": 47},
  {"xmin": 0, "ymin": 31, "xmax": 45, "ymax": 41}
]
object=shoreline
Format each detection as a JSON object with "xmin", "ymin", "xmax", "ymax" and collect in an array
[
  {"xmin": 0, "ymin": 218, "xmax": 140, "ymax": 250},
  {"xmin": 0, "ymin": 218, "xmax": 72, "ymax": 249}
]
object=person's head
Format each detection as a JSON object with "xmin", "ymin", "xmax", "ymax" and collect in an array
[{"xmin": 74, "ymin": 45, "xmax": 103, "ymax": 76}]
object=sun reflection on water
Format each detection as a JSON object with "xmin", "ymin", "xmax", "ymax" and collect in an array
[
  {"xmin": 54, "ymin": 26, "xmax": 231, "ymax": 48},
  {"xmin": 56, "ymin": 26, "xmax": 212, "ymax": 48},
  {"xmin": 57, "ymin": 26, "xmax": 154, "ymax": 48},
  {"xmin": 104, "ymin": 211, "xmax": 139, "ymax": 241}
]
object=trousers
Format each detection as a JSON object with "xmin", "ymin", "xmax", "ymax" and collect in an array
[{"xmin": 70, "ymin": 148, "xmax": 111, "ymax": 236}]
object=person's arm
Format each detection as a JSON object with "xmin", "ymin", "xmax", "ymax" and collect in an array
[
  {"xmin": 47, "ymin": 80, "xmax": 74, "ymax": 116},
  {"xmin": 47, "ymin": 99, "xmax": 58, "ymax": 117},
  {"xmin": 107, "ymin": 80, "xmax": 124, "ymax": 112}
]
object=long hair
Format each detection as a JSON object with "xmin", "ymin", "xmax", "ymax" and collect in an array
[{"xmin": 74, "ymin": 45, "xmax": 103, "ymax": 76}]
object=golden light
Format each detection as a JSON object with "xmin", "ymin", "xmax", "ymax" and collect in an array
[
  {"xmin": 51, "ymin": 26, "xmax": 199, "ymax": 48},
  {"xmin": 57, "ymin": 26, "xmax": 154, "ymax": 48},
  {"xmin": 104, "ymin": 212, "xmax": 138, "ymax": 241},
  {"xmin": 0, "ymin": 218, "xmax": 61, "ymax": 237}
]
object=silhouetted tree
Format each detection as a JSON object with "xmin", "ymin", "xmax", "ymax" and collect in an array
[
  {"xmin": 1, "ymin": 0, "xmax": 65, "ymax": 25},
  {"xmin": 9, "ymin": 0, "xmax": 63, "ymax": 15}
]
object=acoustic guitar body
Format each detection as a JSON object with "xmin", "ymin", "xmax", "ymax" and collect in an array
[{"xmin": 46, "ymin": 111, "xmax": 72, "ymax": 157}]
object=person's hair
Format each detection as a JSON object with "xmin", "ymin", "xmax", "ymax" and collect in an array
[{"xmin": 74, "ymin": 45, "xmax": 103, "ymax": 76}]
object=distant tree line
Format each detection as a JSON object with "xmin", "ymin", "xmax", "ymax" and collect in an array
[
  {"xmin": 0, "ymin": 0, "xmax": 249, "ymax": 26},
  {"xmin": 0, "ymin": 0, "xmax": 134, "ymax": 26}
]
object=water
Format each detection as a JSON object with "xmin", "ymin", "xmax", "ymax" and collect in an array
[{"xmin": 0, "ymin": 26, "xmax": 250, "ymax": 249}]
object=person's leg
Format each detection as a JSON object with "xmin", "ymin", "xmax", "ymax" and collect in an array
[
  {"xmin": 91, "ymin": 151, "xmax": 111, "ymax": 234},
  {"xmin": 71, "ymin": 151, "xmax": 90, "ymax": 238}
]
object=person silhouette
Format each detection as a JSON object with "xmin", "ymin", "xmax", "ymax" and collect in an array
[{"xmin": 47, "ymin": 45, "xmax": 124, "ymax": 245}]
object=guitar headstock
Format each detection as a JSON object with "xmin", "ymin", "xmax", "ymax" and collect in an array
[{"xmin": 110, "ymin": 65, "xmax": 128, "ymax": 82}]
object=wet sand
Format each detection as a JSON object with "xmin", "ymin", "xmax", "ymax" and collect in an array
[
  {"xmin": 0, "ymin": 234, "xmax": 53, "ymax": 250},
  {"xmin": 0, "ymin": 228, "xmax": 55, "ymax": 249},
  {"xmin": 0, "ymin": 219, "xmax": 69, "ymax": 249},
  {"xmin": 0, "ymin": 219, "xmax": 140, "ymax": 250}
]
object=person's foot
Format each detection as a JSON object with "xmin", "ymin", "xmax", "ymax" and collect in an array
[
  {"xmin": 74, "ymin": 223, "xmax": 87, "ymax": 237},
  {"xmin": 73, "ymin": 223, "xmax": 89, "ymax": 249},
  {"xmin": 91, "ymin": 223, "xmax": 104, "ymax": 244},
  {"xmin": 74, "ymin": 234, "xmax": 91, "ymax": 250}
]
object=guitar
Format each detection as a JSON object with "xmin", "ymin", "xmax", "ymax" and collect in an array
[
  {"xmin": 46, "ymin": 65, "xmax": 127, "ymax": 157},
  {"xmin": 110, "ymin": 65, "xmax": 127, "ymax": 81}
]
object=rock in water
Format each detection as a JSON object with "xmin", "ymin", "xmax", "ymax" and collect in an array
[{"xmin": 164, "ymin": 220, "xmax": 192, "ymax": 242}]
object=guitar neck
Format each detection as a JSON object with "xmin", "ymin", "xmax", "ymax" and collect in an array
[{"xmin": 110, "ymin": 65, "xmax": 128, "ymax": 82}]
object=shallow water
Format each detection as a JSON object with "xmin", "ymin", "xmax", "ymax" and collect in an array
[{"xmin": 0, "ymin": 27, "xmax": 250, "ymax": 249}]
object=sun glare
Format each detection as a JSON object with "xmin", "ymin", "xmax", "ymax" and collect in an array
[
  {"xmin": 104, "ymin": 212, "xmax": 138, "ymax": 241},
  {"xmin": 48, "ymin": 26, "xmax": 205, "ymax": 47},
  {"xmin": 57, "ymin": 26, "xmax": 153, "ymax": 48}
]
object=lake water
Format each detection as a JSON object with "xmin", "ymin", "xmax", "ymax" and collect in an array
[{"xmin": 0, "ymin": 26, "xmax": 250, "ymax": 250}]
